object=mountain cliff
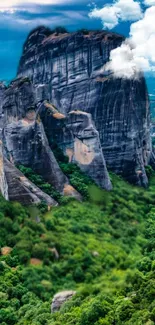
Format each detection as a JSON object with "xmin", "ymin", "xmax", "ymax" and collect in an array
[
  {"xmin": 18, "ymin": 27, "xmax": 152, "ymax": 186},
  {"xmin": 0, "ymin": 26, "xmax": 153, "ymax": 204}
]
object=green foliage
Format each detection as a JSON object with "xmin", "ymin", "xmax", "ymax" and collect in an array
[
  {"xmin": 1, "ymin": 172, "xmax": 155, "ymax": 324},
  {"xmin": 145, "ymin": 165, "xmax": 154, "ymax": 179},
  {"xmin": 51, "ymin": 142, "xmax": 94, "ymax": 199},
  {"xmin": 18, "ymin": 161, "xmax": 93, "ymax": 200},
  {"xmin": 52, "ymin": 26, "xmax": 68, "ymax": 35},
  {"xmin": 18, "ymin": 165, "xmax": 62, "ymax": 203}
]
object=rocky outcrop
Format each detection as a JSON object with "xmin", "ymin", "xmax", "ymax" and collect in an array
[
  {"xmin": 51, "ymin": 291, "xmax": 76, "ymax": 312},
  {"xmin": 3, "ymin": 118, "xmax": 81, "ymax": 199},
  {"xmin": 39, "ymin": 101, "xmax": 112, "ymax": 190},
  {"xmin": 3, "ymin": 118, "xmax": 68, "ymax": 193},
  {"xmin": 17, "ymin": 27, "xmax": 152, "ymax": 186},
  {"xmin": 0, "ymin": 78, "xmax": 81, "ymax": 203},
  {"xmin": 2, "ymin": 78, "xmax": 35, "ymax": 125},
  {"xmin": 63, "ymin": 110, "xmax": 112, "ymax": 190},
  {"xmin": 0, "ymin": 138, "xmax": 57, "ymax": 205},
  {"xmin": 0, "ymin": 141, "xmax": 8, "ymax": 200},
  {"xmin": 0, "ymin": 26, "xmax": 153, "ymax": 204},
  {"xmin": 4, "ymin": 158, "xmax": 57, "ymax": 206}
]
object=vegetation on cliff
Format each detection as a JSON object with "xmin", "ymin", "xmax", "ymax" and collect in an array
[{"xmin": 0, "ymin": 171, "xmax": 155, "ymax": 324}]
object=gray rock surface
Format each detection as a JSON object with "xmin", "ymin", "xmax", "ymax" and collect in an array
[
  {"xmin": 51, "ymin": 290, "xmax": 76, "ymax": 312},
  {"xmin": 0, "ymin": 141, "xmax": 8, "ymax": 200},
  {"xmin": 3, "ymin": 118, "xmax": 67, "ymax": 193},
  {"xmin": 4, "ymin": 158, "xmax": 57, "ymax": 206},
  {"xmin": 17, "ymin": 27, "xmax": 152, "ymax": 186},
  {"xmin": 3, "ymin": 78, "xmax": 35, "ymax": 125},
  {"xmin": 39, "ymin": 102, "xmax": 112, "ymax": 190},
  {"xmin": 63, "ymin": 110, "xmax": 112, "ymax": 190},
  {"xmin": 0, "ymin": 137, "xmax": 57, "ymax": 205},
  {"xmin": 2, "ymin": 82, "xmax": 81, "ymax": 201},
  {"xmin": 0, "ymin": 83, "xmax": 6, "ymax": 136}
]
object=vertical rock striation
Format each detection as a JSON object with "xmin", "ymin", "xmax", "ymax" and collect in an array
[
  {"xmin": 1, "ymin": 78, "xmax": 81, "ymax": 201},
  {"xmin": 4, "ymin": 158, "xmax": 58, "ymax": 206},
  {"xmin": 39, "ymin": 101, "xmax": 112, "ymax": 190},
  {"xmin": 17, "ymin": 27, "xmax": 152, "ymax": 186},
  {"xmin": 0, "ymin": 141, "xmax": 8, "ymax": 200}
]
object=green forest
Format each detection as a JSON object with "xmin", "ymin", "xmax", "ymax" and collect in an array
[{"xmin": 0, "ymin": 167, "xmax": 155, "ymax": 325}]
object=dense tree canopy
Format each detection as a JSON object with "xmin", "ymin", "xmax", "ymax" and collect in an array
[{"xmin": 0, "ymin": 170, "xmax": 155, "ymax": 324}]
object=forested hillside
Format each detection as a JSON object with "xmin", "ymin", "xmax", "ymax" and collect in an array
[{"xmin": 0, "ymin": 170, "xmax": 155, "ymax": 325}]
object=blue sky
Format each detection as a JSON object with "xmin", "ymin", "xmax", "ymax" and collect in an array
[
  {"xmin": 0, "ymin": 0, "xmax": 155, "ymax": 97},
  {"xmin": 0, "ymin": 0, "xmax": 131, "ymax": 82}
]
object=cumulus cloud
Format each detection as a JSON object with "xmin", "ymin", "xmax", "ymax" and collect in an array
[
  {"xmin": 89, "ymin": 0, "xmax": 143, "ymax": 29},
  {"xmin": 104, "ymin": 41, "xmax": 150, "ymax": 79},
  {"xmin": 99, "ymin": 4, "xmax": 155, "ymax": 79}
]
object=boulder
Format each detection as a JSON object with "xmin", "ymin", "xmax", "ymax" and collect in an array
[{"xmin": 51, "ymin": 290, "xmax": 76, "ymax": 312}]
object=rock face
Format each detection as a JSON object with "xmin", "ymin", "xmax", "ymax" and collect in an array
[
  {"xmin": 39, "ymin": 101, "xmax": 112, "ymax": 190},
  {"xmin": 0, "ymin": 83, "xmax": 6, "ymax": 136},
  {"xmin": 0, "ymin": 137, "xmax": 57, "ymax": 205},
  {"xmin": 17, "ymin": 27, "xmax": 152, "ymax": 186},
  {"xmin": 51, "ymin": 291, "xmax": 76, "ymax": 312},
  {"xmin": 2, "ymin": 79, "xmax": 67, "ymax": 193},
  {"xmin": 3, "ymin": 118, "xmax": 68, "ymax": 193},
  {"xmin": 0, "ymin": 141, "xmax": 8, "ymax": 200},
  {"xmin": 4, "ymin": 158, "xmax": 57, "ymax": 206},
  {"xmin": 0, "ymin": 78, "xmax": 81, "ymax": 204},
  {"xmin": 0, "ymin": 26, "xmax": 153, "ymax": 203}
]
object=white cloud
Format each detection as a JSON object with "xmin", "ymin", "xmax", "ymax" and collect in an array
[
  {"xmin": 103, "ymin": 5, "xmax": 155, "ymax": 79},
  {"xmin": 144, "ymin": 0, "xmax": 155, "ymax": 6},
  {"xmin": 0, "ymin": 0, "xmax": 78, "ymax": 13},
  {"xmin": 89, "ymin": 0, "xmax": 143, "ymax": 29}
]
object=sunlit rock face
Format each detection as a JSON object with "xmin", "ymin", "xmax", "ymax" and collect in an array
[
  {"xmin": 64, "ymin": 110, "xmax": 112, "ymax": 190},
  {"xmin": 17, "ymin": 27, "xmax": 152, "ymax": 186},
  {"xmin": 39, "ymin": 102, "xmax": 112, "ymax": 190}
]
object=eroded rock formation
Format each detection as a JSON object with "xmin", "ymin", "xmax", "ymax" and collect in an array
[
  {"xmin": 0, "ymin": 26, "xmax": 153, "ymax": 203},
  {"xmin": 4, "ymin": 158, "xmax": 58, "ymax": 206},
  {"xmin": 17, "ymin": 27, "xmax": 152, "ymax": 186},
  {"xmin": 39, "ymin": 101, "xmax": 112, "ymax": 190},
  {"xmin": 0, "ymin": 78, "xmax": 81, "ymax": 204}
]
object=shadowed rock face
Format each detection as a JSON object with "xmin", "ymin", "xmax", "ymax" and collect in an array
[
  {"xmin": 4, "ymin": 158, "xmax": 58, "ymax": 206},
  {"xmin": 3, "ymin": 118, "xmax": 68, "ymax": 193},
  {"xmin": 1, "ymin": 81, "xmax": 81, "ymax": 202},
  {"xmin": 0, "ymin": 140, "xmax": 57, "ymax": 205},
  {"xmin": 3, "ymin": 78, "xmax": 35, "ymax": 124},
  {"xmin": 17, "ymin": 27, "xmax": 152, "ymax": 186},
  {"xmin": 3, "ymin": 117, "xmax": 81, "ymax": 200}
]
